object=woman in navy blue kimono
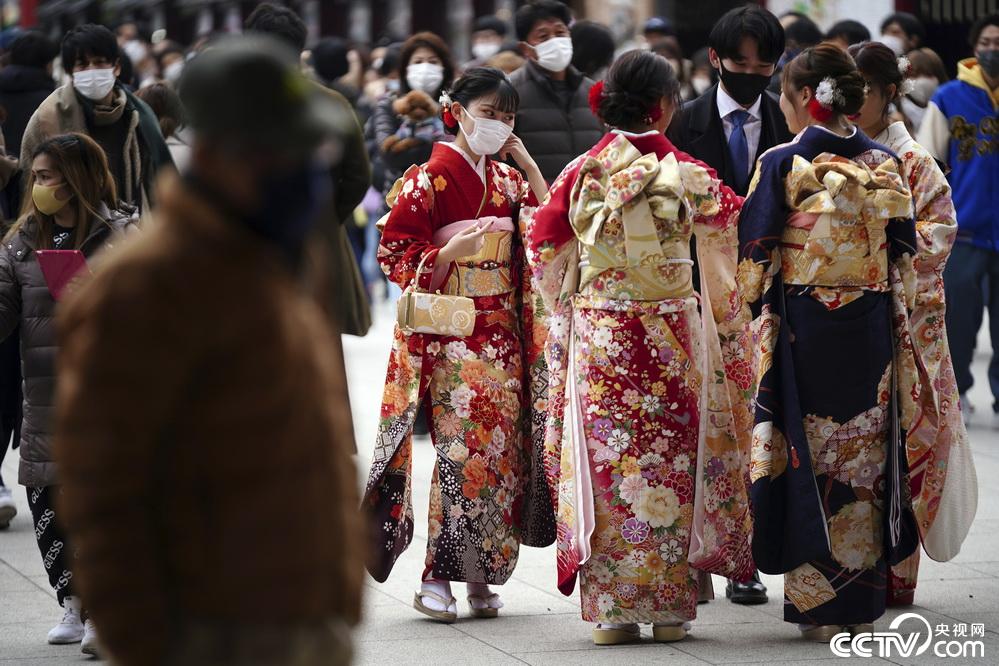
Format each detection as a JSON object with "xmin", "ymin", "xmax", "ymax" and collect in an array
[{"xmin": 736, "ymin": 43, "xmax": 921, "ymax": 641}]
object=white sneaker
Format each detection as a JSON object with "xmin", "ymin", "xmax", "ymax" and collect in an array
[
  {"xmin": 81, "ymin": 618, "xmax": 102, "ymax": 657},
  {"xmin": 960, "ymin": 394, "xmax": 975, "ymax": 429},
  {"xmin": 47, "ymin": 596, "xmax": 84, "ymax": 644},
  {"xmin": 0, "ymin": 485, "xmax": 15, "ymax": 528}
]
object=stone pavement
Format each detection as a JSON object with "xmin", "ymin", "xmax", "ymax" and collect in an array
[{"xmin": 1, "ymin": 303, "xmax": 998, "ymax": 665}]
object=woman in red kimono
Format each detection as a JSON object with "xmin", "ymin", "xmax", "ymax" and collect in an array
[
  {"xmin": 363, "ymin": 68, "xmax": 550, "ymax": 622},
  {"xmin": 528, "ymin": 51, "xmax": 754, "ymax": 646}
]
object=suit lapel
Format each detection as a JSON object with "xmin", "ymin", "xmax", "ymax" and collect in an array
[{"xmin": 688, "ymin": 86, "xmax": 735, "ymax": 189}]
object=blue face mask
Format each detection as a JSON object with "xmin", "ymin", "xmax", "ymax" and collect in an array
[{"xmin": 245, "ymin": 160, "xmax": 332, "ymax": 268}]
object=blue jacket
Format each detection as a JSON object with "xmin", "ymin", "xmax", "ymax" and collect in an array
[{"xmin": 917, "ymin": 58, "xmax": 999, "ymax": 251}]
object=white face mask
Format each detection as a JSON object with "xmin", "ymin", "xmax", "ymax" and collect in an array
[
  {"xmin": 406, "ymin": 62, "xmax": 444, "ymax": 94},
  {"xmin": 691, "ymin": 75, "xmax": 712, "ymax": 96},
  {"xmin": 73, "ymin": 68, "xmax": 117, "ymax": 101},
  {"xmin": 459, "ymin": 107, "xmax": 513, "ymax": 156},
  {"xmin": 879, "ymin": 34, "xmax": 906, "ymax": 56},
  {"xmin": 534, "ymin": 36, "xmax": 573, "ymax": 73},
  {"xmin": 907, "ymin": 76, "xmax": 939, "ymax": 106},
  {"xmin": 164, "ymin": 61, "xmax": 184, "ymax": 84},
  {"xmin": 472, "ymin": 42, "xmax": 501, "ymax": 61}
]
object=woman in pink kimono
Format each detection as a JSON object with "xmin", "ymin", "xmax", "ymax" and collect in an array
[
  {"xmin": 849, "ymin": 41, "xmax": 977, "ymax": 608},
  {"xmin": 527, "ymin": 50, "xmax": 754, "ymax": 646},
  {"xmin": 363, "ymin": 68, "xmax": 551, "ymax": 622}
]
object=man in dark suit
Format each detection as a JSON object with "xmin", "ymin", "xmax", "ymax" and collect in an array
[
  {"xmin": 669, "ymin": 5, "xmax": 793, "ymax": 198},
  {"xmin": 668, "ymin": 4, "xmax": 793, "ymax": 605}
]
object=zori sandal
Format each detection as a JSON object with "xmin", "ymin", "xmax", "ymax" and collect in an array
[
  {"xmin": 467, "ymin": 592, "xmax": 502, "ymax": 619},
  {"xmin": 413, "ymin": 590, "xmax": 458, "ymax": 623},
  {"xmin": 592, "ymin": 623, "xmax": 641, "ymax": 646}
]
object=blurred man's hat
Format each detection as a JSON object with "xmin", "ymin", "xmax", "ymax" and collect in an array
[
  {"xmin": 643, "ymin": 17, "xmax": 675, "ymax": 36},
  {"xmin": 179, "ymin": 34, "xmax": 348, "ymax": 156}
]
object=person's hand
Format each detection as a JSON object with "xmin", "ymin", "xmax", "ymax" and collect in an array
[
  {"xmin": 438, "ymin": 221, "xmax": 490, "ymax": 263},
  {"xmin": 499, "ymin": 134, "xmax": 535, "ymax": 170}
]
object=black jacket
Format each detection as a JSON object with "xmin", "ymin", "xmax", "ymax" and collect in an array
[
  {"xmin": 508, "ymin": 61, "xmax": 604, "ymax": 183},
  {"xmin": 667, "ymin": 83, "xmax": 793, "ymax": 197},
  {"xmin": 0, "ymin": 65, "xmax": 55, "ymax": 158}
]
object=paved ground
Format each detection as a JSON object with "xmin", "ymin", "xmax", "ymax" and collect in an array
[{"xmin": 1, "ymin": 302, "xmax": 997, "ymax": 665}]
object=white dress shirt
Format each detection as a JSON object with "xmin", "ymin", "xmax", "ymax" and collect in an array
[
  {"xmin": 439, "ymin": 141, "xmax": 486, "ymax": 184},
  {"xmin": 716, "ymin": 85, "xmax": 762, "ymax": 178}
]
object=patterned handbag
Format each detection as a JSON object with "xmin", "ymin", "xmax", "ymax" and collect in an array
[{"xmin": 396, "ymin": 252, "xmax": 476, "ymax": 337}]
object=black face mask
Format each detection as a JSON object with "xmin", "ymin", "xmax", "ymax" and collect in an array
[
  {"xmin": 978, "ymin": 49, "xmax": 999, "ymax": 78},
  {"xmin": 718, "ymin": 63, "xmax": 772, "ymax": 107}
]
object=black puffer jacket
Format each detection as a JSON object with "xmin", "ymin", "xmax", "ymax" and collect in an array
[
  {"xmin": 508, "ymin": 61, "xmax": 604, "ymax": 183},
  {"xmin": 0, "ymin": 65, "xmax": 55, "ymax": 158},
  {"xmin": 0, "ymin": 207, "xmax": 133, "ymax": 487}
]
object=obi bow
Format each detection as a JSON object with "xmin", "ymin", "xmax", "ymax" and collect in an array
[
  {"xmin": 784, "ymin": 154, "xmax": 913, "ymax": 259},
  {"xmin": 568, "ymin": 136, "xmax": 716, "ymax": 270}
]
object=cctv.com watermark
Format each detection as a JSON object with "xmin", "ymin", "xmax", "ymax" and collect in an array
[{"xmin": 830, "ymin": 612, "xmax": 986, "ymax": 659}]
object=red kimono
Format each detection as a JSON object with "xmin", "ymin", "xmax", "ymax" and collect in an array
[{"xmin": 363, "ymin": 143, "xmax": 551, "ymax": 585}]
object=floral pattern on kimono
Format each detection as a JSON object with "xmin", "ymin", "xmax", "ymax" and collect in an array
[
  {"xmin": 527, "ymin": 132, "xmax": 753, "ymax": 623},
  {"xmin": 363, "ymin": 143, "xmax": 550, "ymax": 585},
  {"xmin": 870, "ymin": 122, "xmax": 977, "ymax": 604},
  {"xmin": 737, "ymin": 126, "xmax": 922, "ymax": 625}
]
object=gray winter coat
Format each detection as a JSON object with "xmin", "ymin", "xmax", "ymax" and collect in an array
[
  {"xmin": 0, "ymin": 207, "xmax": 133, "ymax": 487},
  {"xmin": 508, "ymin": 61, "xmax": 604, "ymax": 184}
]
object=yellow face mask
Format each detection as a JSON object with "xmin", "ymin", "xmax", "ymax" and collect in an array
[{"xmin": 32, "ymin": 183, "xmax": 70, "ymax": 216}]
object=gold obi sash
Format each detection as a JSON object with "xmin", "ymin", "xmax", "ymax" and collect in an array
[
  {"xmin": 440, "ymin": 230, "xmax": 514, "ymax": 297},
  {"xmin": 569, "ymin": 141, "xmax": 714, "ymax": 301},
  {"xmin": 780, "ymin": 154, "xmax": 913, "ymax": 288}
]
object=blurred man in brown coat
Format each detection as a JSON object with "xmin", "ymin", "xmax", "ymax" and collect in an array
[{"xmin": 53, "ymin": 36, "xmax": 363, "ymax": 666}]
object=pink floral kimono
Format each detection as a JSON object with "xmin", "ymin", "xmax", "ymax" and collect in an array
[{"xmin": 527, "ymin": 131, "xmax": 754, "ymax": 625}]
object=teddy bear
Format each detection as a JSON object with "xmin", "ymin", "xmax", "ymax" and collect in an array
[{"xmin": 381, "ymin": 89, "xmax": 445, "ymax": 155}]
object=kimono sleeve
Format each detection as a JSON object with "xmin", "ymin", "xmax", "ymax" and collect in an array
[
  {"xmin": 737, "ymin": 153, "xmax": 789, "ymax": 315},
  {"xmin": 524, "ymin": 156, "xmax": 583, "ymax": 310},
  {"xmin": 377, "ymin": 164, "xmax": 441, "ymax": 291},
  {"xmin": 906, "ymin": 150, "xmax": 957, "ymax": 277},
  {"xmin": 676, "ymin": 153, "xmax": 743, "ymax": 231}
]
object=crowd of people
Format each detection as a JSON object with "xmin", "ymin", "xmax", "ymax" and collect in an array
[{"xmin": 0, "ymin": 0, "xmax": 993, "ymax": 664}]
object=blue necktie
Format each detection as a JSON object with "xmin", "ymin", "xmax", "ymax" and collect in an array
[{"xmin": 728, "ymin": 109, "xmax": 750, "ymax": 192}]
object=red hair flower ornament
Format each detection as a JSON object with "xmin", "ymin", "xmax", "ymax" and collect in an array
[
  {"xmin": 439, "ymin": 91, "xmax": 457, "ymax": 128},
  {"xmin": 588, "ymin": 80, "xmax": 605, "ymax": 118}
]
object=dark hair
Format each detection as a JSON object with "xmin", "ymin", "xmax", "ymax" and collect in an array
[
  {"xmin": 443, "ymin": 67, "xmax": 519, "ymax": 136},
  {"xmin": 783, "ymin": 42, "xmax": 867, "ymax": 116},
  {"xmin": 780, "ymin": 11, "xmax": 810, "ymax": 21},
  {"xmin": 785, "ymin": 15, "xmax": 823, "ymax": 49},
  {"xmin": 134, "ymin": 83, "xmax": 186, "ymax": 139},
  {"xmin": 474, "ymin": 15, "xmax": 508, "ymax": 37},
  {"xmin": 245, "ymin": 2, "xmax": 307, "ymax": 54},
  {"xmin": 571, "ymin": 20, "xmax": 615, "ymax": 78},
  {"xmin": 61, "ymin": 24, "xmax": 119, "ymax": 72},
  {"xmin": 597, "ymin": 50, "xmax": 680, "ymax": 129},
  {"xmin": 880, "ymin": 12, "xmax": 925, "ymax": 44},
  {"xmin": 907, "ymin": 47, "xmax": 949, "ymax": 83},
  {"xmin": 10, "ymin": 31, "xmax": 58, "ymax": 68},
  {"xmin": 399, "ymin": 31, "xmax": 455, "ymax": 95},
  {"xmin": 826, "ymin": 20, "xmax": 871, "ymax": 46},
  {"xmin": 970, "ymin": 13, "xmax": 999, "ymax": 47},
  {"xmin": 515, "ymin": 0, "xmax": 572, "ymax": 42},
  {"xmin": 709, "ymin": 5, "xmax": 785, "ymax": 64},
  {"xmin": 312, "ymin": 37, "xmax": 350, "ymax": 83},
  {"xmin": 849, "ymin": 41, "xmax": 903, "ymax": 112},
  {"xmin": 155, "ymin": 42, "xmax": 186, "ymax": 71},
  {"xmin": 379, "ymin": 43, "xmax": 402, "ymax": 77}
]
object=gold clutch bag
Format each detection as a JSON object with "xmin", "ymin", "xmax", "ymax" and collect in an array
[{"xmin": 397, "ymin": 253, "xmax": 475, "ymax": 337}]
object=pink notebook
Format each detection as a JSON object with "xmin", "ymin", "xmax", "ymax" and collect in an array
[{"xmin": 35, "ymin": 250, "xmax": 89, "ymax": 301}]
